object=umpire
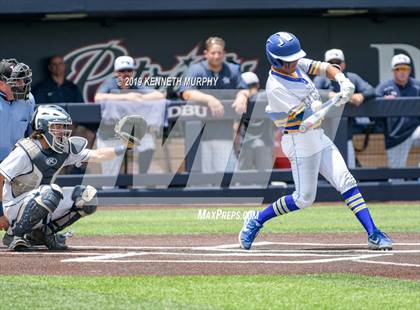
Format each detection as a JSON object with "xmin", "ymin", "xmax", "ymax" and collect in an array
[{"xmin": 0, "ymin": 58, "xmax": 35, "ymax": 222}]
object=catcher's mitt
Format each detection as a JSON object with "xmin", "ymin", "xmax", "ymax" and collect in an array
[{"xmin": 114, "ymin": 115, "xmax": 148, "ymax": 146}]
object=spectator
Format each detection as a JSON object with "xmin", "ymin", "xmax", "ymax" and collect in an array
[
  {"xmin": 235, "ymin": 72, "xmax": 275, "ymax": 171},
  {"xmin": 32, "ymin": 55, "xmax": 83, "ymax": 104},
  {"xmin": 0, "ymin": 58, "xmax": 35, "ymax": 221},
  {"xmin": 314, "ymin": 49, "xmax": 376, "ymax": 168},
  {"xmin": 94, "ymin": 56, "xmax": 165, "ymax": 175},
  {"xmin": 376, "ymin": 54, "xmax": 420, "ymax": 168},
  {"xmin": 180, "ymin": 37, "xmax": 250, "ymax": 173}
]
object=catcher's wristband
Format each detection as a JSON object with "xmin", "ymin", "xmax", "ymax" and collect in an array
[{"xmin": 114, "ymin": 145, "xmax": 126, "ymax": 156}]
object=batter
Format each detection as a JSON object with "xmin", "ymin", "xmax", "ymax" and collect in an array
[{"xmin": 239, "ymin": 32, "xmax": 392, "ymax": 250}]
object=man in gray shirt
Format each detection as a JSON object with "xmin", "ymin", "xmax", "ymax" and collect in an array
[{"xmin": 179, "ymin": 37, "xmax": 249, "ymax": 173}]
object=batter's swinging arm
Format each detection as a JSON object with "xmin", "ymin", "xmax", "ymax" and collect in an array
[{"xmin": 299, "ymin": 93, "xmax": 342, "ymax": 133}]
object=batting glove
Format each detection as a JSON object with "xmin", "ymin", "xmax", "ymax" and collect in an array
[{"xmin": 335, "ymin": 73, "xmax": 355, "ymax": 107}]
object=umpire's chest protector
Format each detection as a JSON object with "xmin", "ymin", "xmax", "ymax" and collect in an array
[{"xmin": 10, "ymin": 138, "xmax": 69, "ymax": 198}]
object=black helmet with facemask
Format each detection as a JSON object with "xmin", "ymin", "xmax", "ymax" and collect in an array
[
  {"xmin": 31, "ymin": 105, "xmax": 73, "ymax": 153},
  {"xmin": 0, "ymin": 58, "xmax": 32, "ymax": 100}
]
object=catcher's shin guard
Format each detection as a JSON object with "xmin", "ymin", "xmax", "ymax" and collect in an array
[
  {"xmin": 49, "ymin": 185, "xmax": 98, "ymax": 233},
  {"xmin": 12, "ymin": 185, "xmax": 63, "ymax": 237}
]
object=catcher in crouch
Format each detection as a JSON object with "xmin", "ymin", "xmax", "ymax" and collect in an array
[{"xmin": 0, "ymin": 104, "xmax": 146, "ymax": 251}]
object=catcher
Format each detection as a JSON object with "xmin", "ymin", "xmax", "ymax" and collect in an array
[{"xmin": 0, "ymin": 104, "xmax": 146, "ymax": 251}]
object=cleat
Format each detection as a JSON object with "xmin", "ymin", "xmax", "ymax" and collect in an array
[
  {"xmin": 2, "ymin": 233, "xmax": 14, "ymax": 247},
  {"xmin": 368, "ymin": 229, "xmax": 393, "ymax": 251},
  {"xmin": 239, "ymin": 211, "xmax": 263, "ymax": 250},
  {"xmin": 8, "ymin": 236, "xmax": 31, "ymax": 251},
  {"xmin": 26, "ymin": 229, "xmax": 68, "ymax": 250}
]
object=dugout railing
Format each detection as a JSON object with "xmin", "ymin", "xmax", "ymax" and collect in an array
[{"xmin": 52, "ymin": 98, "xmax": 420, "ymax": 203}]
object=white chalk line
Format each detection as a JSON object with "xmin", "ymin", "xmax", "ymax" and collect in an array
[
  {"xmin": 1, "ymin": 241, "xmax": 417, "ymax": 268},
  {"xmin": 65, "ymin": 241, "xmax": 420, "ymax": 252},
  {"xmin": 64, "ymin": 254, "xmax": 391, "ymax": 264},
  {"xmin": 205, "ymin": 241, "xmax": 420, "ymax": 249},
  {"xmin": 356, "ymin": 260, "xmax": 420, "ymax": 268},
  {"xmin": 0, "ymin": 251, "xmax": 106, "ymax": 256},
  {"xmin": 61, "ymin": 251, "xmax": 376, "ymax": 263}
]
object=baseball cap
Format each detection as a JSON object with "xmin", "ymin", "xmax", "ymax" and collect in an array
[
  {"xmin": 325, "ymin": 49, "xmax": 345, "ymax": 62},
  {"xmin": 114, "ymin": 56, "xmax": 135, "ymax": 71},
  {"xmin": 391, "ymin": 54, "xmax": 411, "ymax": 69},
  {"xmin": 241, "ymin": 72, "xmax": 259, "ymax": 86}
]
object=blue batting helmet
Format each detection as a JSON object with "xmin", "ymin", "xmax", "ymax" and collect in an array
[{"xmin": 266, "ymin": 32, "xmax": 306, "ymax": 68}]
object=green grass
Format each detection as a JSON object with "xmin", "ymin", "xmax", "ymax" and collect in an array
[
  {"xmin": 65, "ymin": 203, "xmax": 420, "ymax": 236},
  {"xmin": 1, "ymin": 274, "xmax": 419, "ymax": 309}
]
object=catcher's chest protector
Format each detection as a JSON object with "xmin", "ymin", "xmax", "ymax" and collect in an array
[{"xmin": 11, "ymin": 138, "xmax": 69, "ymax": 197}]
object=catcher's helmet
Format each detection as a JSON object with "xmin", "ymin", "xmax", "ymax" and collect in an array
[
  {"xmin": 0, "ymin": 58, "xmax": 32, "ymax": 100},
  {"xmin": 31, "ymin": 105, "xmax": 73, "ymax": 153},
  {"xmin": 266, "ymin": 32, "xmax": 306, "ymax": 68}
]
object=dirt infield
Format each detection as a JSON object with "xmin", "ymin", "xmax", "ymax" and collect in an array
[{"xmin": 0, "ymin": 233, "xmax": 419, "ymax": 280}]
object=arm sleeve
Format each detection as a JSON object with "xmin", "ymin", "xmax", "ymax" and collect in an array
[{"xmin": 298, "ymin": 58, "xmax": 323, "ymax": 76}]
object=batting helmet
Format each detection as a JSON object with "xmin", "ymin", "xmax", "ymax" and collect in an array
[
  {"xmin": 31, "ymin": 105, "xmax": 73, "ymax": 154},
  {"xmin": 266, "ymin": 32, "xmax": 306, "ymax": 68},
  {"xmin": 0, "ymin": 58, "xmax": 32, "ymax": 100}
]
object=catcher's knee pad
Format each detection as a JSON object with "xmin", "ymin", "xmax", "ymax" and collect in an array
[
  {"xmin": 12, "ymin": 185, "xmax": 63, "ymax": 237},
  {"xmin": 293, "ymin": 190, "xmax": 316, "ymax": 209},
  {"xmin": 49, "ymin": 185, "xmax": 97, "ymax": 233},
  {"xmin": 71, "ymin": 185, "xmax": 98, "ymax": 216}
]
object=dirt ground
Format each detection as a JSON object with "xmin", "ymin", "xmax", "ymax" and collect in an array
[{"xmin": 0, "ymin": 232, "xmax": 419, "ymax": 280}]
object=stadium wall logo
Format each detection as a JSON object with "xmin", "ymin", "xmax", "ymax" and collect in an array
[{"xmin": 63, "ymin": 40, "xmax": 259, "ymax": 102}]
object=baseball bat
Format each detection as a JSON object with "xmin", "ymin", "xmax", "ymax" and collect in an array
[{"xmin": 298, "ymin": 94, "xmax": 342, "ymax": 133}]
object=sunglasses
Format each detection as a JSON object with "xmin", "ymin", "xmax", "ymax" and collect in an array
[
  {"xmin": 393, "ymin": 66, "xmax": 410, "ymax": 72},
  {"xmin": 118, "ymin": 69, "xmax": 133, "ymax": 73}
]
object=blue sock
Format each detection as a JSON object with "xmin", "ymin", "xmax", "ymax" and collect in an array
[
  {"xmin": 342, "ymin": 186, "xmax": 377, "ymax": 235},
  {"xmin": 258, "ymin": 195, "xmax": 300, "ymax": 224}
]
